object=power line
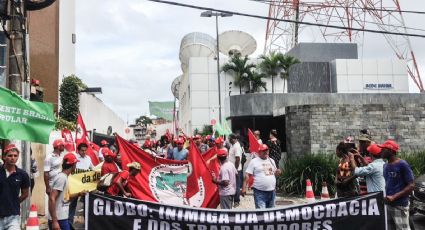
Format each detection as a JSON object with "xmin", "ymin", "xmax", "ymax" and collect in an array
[
  {"xmin": 146, "ymin": 0, "xmax": 425, "ymax": 38},
  {"xmin": 250, "ymin": 0, "xmax": 425, "ymax": 15}
]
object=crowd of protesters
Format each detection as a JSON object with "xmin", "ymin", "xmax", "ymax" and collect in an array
[{"xmin": 0, "ymin": 127, "xmax": 418, "ymax": 230}]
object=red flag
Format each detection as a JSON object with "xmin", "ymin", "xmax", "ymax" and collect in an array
[
  {"xmin": 76, "ymin": 113, "xmax": 100, "ymax": 166},
  {"xmin": 61, "ymin": 129, "xmax": 75, "ymax": 152},
  {"xmin": 202, "ymin": 147, "xmax": 219, "ymax": 178},
  {"xmin": 248, "ymin": 128, "xmax": 261, "ymax": 153},
  {"xmin": 117, "ymin": 135, "xmax": 219, "ymax": 208}
]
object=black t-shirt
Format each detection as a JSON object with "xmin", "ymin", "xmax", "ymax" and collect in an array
[{"xmin": 0, "ymin": 166, "xmax": 30, "ymax": 217}]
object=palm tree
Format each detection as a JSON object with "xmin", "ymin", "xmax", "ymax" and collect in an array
[
  {"xmin": 258, "ymin": 51, "xmax": 285, "ymax": 93},
  {"xmin": 278, "ymin": 55, "xmax": 300, "ymax": 93},
  {"xmin": 222, "ymin": 53, "xmax": 256, "ymax": 94},
  {"xmin": 248, "ymin": 70, "xmax": 267, "ymax": 93}
]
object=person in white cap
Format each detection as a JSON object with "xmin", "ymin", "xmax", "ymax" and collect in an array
[{"xmin": 106, "ymin": 162, "xmax": 141, "ymax": 197}]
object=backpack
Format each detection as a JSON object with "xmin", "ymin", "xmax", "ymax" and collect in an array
[{"xmin": 97, "ymin": 172, "xmax": 118, "ymax": 192}]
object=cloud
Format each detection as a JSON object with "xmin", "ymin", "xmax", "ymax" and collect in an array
[{"xmin": 76, "ymin": 0, "xmax": 425, "ymax": 122}]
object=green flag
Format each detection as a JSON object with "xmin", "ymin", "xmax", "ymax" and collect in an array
[
  {"xmin": 0, "ymin": 87, "xmax": 55, "ymax": 143},
  {"xmin": 148, "ymin": 101, "xmax": 174, "ymax": 121}
]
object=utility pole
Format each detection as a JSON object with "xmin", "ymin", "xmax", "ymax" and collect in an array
[{"xmin": 7, "ymin": 0, "xmax": 31, "ymax": 225}]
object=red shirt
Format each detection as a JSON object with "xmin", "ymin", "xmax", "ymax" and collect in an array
[
  {"xmin": 106, "ymin": 170, "xmax": 129, "ymax": 196},
  {"xmin": 101, "ymin": 162, "xmax": 119, "ymax": 176}
]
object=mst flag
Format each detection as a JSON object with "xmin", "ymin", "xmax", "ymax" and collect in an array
[
  {"xmin": 202, "ymin": 146, "xmax": 219, "ymax": 178},
  {"xmin": 76, "ymin": 113, "xmax": 100, "ymax": 165},
  {"xmin": 0, "ymin": 86, "xmax": 55, "ymax": 143},
  {"xmin": 86, "ymin": 192, "xmax": 386, "ymax": 230},
  {"xmin": 116, "ymin": 135, "xmax": 219, "ymax": 208},
  {"xmin": 61, "ymin": 129, "xmax": 75, "ymax": 152}
]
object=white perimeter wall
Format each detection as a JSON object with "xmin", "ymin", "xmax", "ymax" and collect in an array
[
  {"xmin": 58, "ymin": 0, "xmax": 76, "ymax": 82},
  {"xmin": 79, "ymin": 93, "xmax": 129, "ymax": 139}
]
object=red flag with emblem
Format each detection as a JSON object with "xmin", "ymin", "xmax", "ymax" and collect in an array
[
  {"xmin": 117, "ymin": 135, "xmax": 219, "ymax": 208},
  {"xmin": 202, "ymin": 146, "xmax": 219, "ymax": 178},
  {"xmin": 61, "ymin": 129, "xmax": 75, "ymax": 152},
  {"xmin": 75, "ymin": 113, "xmax": 99, "ymax": 165}
]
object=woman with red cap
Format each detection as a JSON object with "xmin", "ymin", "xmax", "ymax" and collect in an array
[{"xmin": 348, "ymin": 144, "xmax": 385, "ymax": 193}]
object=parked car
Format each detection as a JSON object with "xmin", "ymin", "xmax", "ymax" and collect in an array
[{"xmin": 411, "ymin": 174, "xmax": 425, "ymax": 215}]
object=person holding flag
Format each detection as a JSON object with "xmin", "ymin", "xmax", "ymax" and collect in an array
[
  {"xmin": 242, "ymin": 144, "xmax": 281, "ymax": 209},
  {"xmin": 101, "ymin": 148, "xmax": 120, "ymax": 176},
  {"xmin": 212, "ymin": 148, "xmax": 237, "ymax": 209}
]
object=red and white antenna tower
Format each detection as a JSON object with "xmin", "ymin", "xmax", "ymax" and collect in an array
[{"xmin": 264, "ymin": 0, "xmax": 424, "ymax": 92}]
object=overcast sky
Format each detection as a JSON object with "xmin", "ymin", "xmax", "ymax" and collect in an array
[{"xmin": 75, "ymin": 0, "xmax": 425, "ymax": 123}]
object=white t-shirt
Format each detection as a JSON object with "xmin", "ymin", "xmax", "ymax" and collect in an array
[
  {"xmin": 44, "ymin": 152, "xmax": 64, "ymax": 186},
  {"xmin": 246, "ymin": 157, "xmax": 277, "ymax": 191},
  {"xmin": 49, "ymin": 172, "xmax": 69, "ymax": 220},
  {"xmin": 76, "ymin": 154, "xmax": 94, "ymax": 170},
  {"xmin": 229, "ymin": 141, "xmax": 243, "ymax": 171}
]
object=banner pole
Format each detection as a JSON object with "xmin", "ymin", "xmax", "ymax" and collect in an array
[{"xmin": 85, "ymin": 193, "xmax": 89, "ymax": 230}]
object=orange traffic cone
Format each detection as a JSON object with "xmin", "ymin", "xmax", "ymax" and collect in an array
[
  {"xmin": 321, "ymin": 181, "xmax": 330, "ymax": 200},
  {"xmin": 26, "ymin": 204, "xmax": 39, "ymax": 230},
  {"xmin": 305, "ymin": 179, "xmax": 316, "ymax": 203}
]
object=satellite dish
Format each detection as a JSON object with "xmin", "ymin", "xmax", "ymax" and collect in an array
[
  {"xmin": 171, "ymin": 75, "xmax": 182, "ymax": 99},
  {"xmin": 179, "ymin": 32, "xmax": 216, "ymax": 72},
  {"xmin": 219, "ymin": 30, "xmax": 257, "ymax": 57}
]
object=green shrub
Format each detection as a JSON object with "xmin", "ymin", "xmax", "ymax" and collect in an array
[
  {"xmin": 278, "ymin": 154, "xmax": 338, "ymax": 196},
  {"xmin": 399, "ymin": 151, "xmax": 425, "ymax": 177}
]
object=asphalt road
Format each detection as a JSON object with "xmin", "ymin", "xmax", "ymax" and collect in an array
[{"xmin": 412, "ymin": 213, "xmax": 425, "ymax": 230}]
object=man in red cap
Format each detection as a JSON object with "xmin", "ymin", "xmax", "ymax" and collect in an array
[
  {"xmin": 348, "ymin": 144, "xmax": 385, "ymax": 192},
  {"xmin": 194, "ymin": 134, "xmax": 208, "ymax": 154},
  {"xmin": 44, "ymin": 139, "xmax": 65, "ymax": 195},
  {"xmin": 212, "ymin": 148, "xmax": 237, "ymax": 209},
  {"xmin": 106, "ymin": 162, "xmax": 141, "ymax": 197},
  {"xmin": 241, "ymin": 144, "xmax": 281, "ymax": 209},
  {"xmin": 171, "ymin": 138, "xmax": 188, "ymax": 160},
  {"xmin": 380, "ymin": 140, "xmax": 414, "ymax": 230},
  {"xmin": 101, "ymin": 149, "xmax": 120, "ymax": 176},
  {"xmin": 48, "ymin": 153, "xmax": 86, "ymax": 230},
  {"xmin": 0, "ymin": 144, "xmax": 30, "ymax": 230},
  {"xmin": 215, "ymin": 137, "xmax": 226, "ymax": 150}
]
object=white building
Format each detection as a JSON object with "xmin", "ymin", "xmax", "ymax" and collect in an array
[{"xmin": 79, "ymin": 92, "xmax": 130, "ymax": 139}]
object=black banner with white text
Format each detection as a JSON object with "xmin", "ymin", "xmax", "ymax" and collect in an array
[{"xmin": 85, "ymin": 192, "xmax": 386, "ymax": 230}]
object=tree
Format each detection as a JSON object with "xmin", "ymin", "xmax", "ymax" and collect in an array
[
  {"xmin": 278, "ymin": 55, "xmax": 300, "ymax": 93},
  {"xmin": 59, "ymin": 75, "xmax": 86, "ymax": 123},
  {"xmin": 258, "ymin": 52, "xmax": 285, "ymax": 93},
  {"xmin": 248, "ymin": 70, "xmax": 267, "ymax": 93},
  {"xmin": 136, "ymin": 115, "xmax": 153, "ymax": 127},
  {"xmin": 222, "ymin": 54, "xmax": 256, "ymax": 94}
]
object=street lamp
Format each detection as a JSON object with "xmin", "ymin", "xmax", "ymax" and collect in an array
[{"xmin": 200, "ymin": 10, "xmax": 233, "ymax": 124}]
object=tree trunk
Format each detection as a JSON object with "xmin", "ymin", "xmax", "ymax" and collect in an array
[
  {"xmin": 283, "ymin": 78, "xmax": 286, "ymax": 93},
  {"xmin": 272, "ymin": 76, "xmax": 275, "ymax": 93}
]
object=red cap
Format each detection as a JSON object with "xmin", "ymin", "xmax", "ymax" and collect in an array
[
  {"xmin": 101, "ymin": 140, "xmax": 109, "ymax": 146},
  {"xmin": 103, "ymin": 148, "xmax": 116, "ymax": 158},
  {"xmin": 53, "ymin": 139, "xmax": 65, "ymax": 148},
  {"xmin": 176, "ymin": 138, "xmax": 185, "ymax": 144},
  {"xmin": 143, "ymin": 140, "xmax": 152, "ymax": 148},
  {"xmin": 206, "ymin": 135, "xmax": 211, "ymax": 140},
  {"xmin": 217, "ymin": 148, "xmax": 228, "ymax": 157},
  {"xmin": 4, "ymin": 144, "xmax": 19, "ymax": 154},
  {"xmin": 258, "ymin": 144, "xmax": 269, "ymax": 152},
  {"xmin": 63, "ymin": 153, "xmax": 79, "ymax": 165},
  {"xmin": 378, "ymin": 140, "xmax": 399, "ymax": 152},
  {"xmin": 215, "ymin": 137, "xmax": 224, "ymax": 144},
  {"xmin": 367, "ymin": 144, "xmax": 382, "ymax": 156},
  {"xmin": 193, "ymin": 134, "xmax": 202, "ymax": 140}
]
